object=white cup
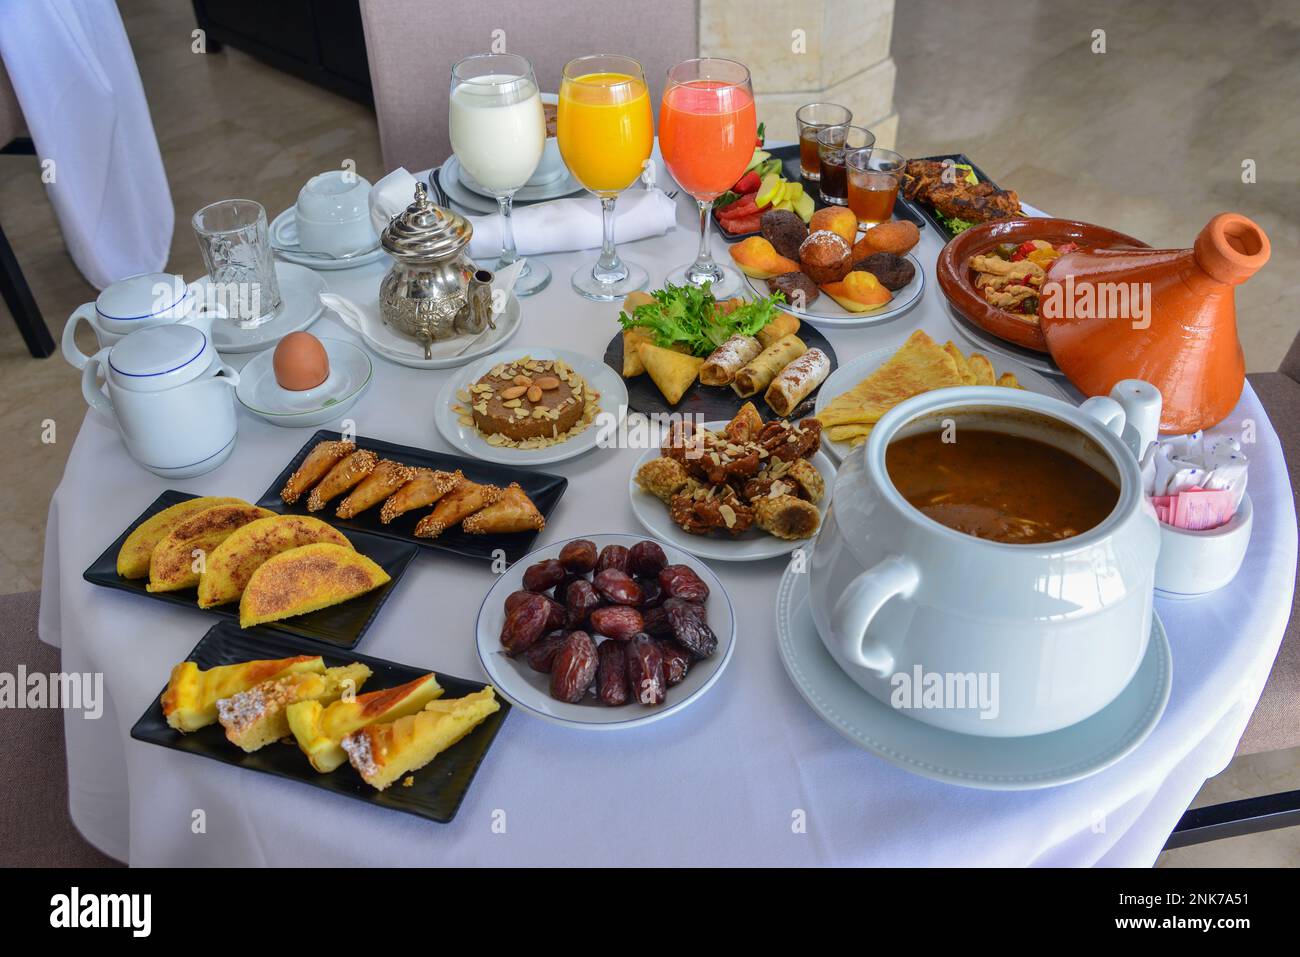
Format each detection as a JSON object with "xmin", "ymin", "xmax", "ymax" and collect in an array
[{"xmin": 295, "ymin": 170, "xmax": 376, "ymax": 257}]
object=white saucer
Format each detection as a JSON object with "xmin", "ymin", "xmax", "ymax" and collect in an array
[
  {"xmin": 235, "ymin": 337, "xmax": 373, "ymax": 428},
  {"xmin": 442, "ymin": 155, "xmax": 584, "ymax": 211},
  {"xmin": 203, "ymin": 262, "xmax": 326, "ymax": 354},
  {"xmin": 744, "ymin": 253, "xmax": 925, "ymax": 330},
  {"xmin": 945, "ymin": 303, "xmax": 1064, "ymax": 377},
  {"xmin": 326, "ymin": 292, "xmax": 523, "ymax": 371},
  {"xmin": 475, "ymin": 534, "xmax": 736, "ymax": 731},
  {"xmin": 775, "ymin": 561, "xmax": 1171, "ymax": 790},
  {"xmin": 813, "ymin": 343, "xmax": 1072, "ymax": 463},
  {"xmin": 269, "ymin": 208, "xmax": 386, "ymax": 271},
  {"xmin": 628, "ymin": 423, "xmax": 836, "ymax": 562},
  {"xmin": 434, "ymin": 348, "xmax": 628, "ymax": 466}
]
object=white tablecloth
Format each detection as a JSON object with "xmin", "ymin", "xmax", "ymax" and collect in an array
[
  {"xmin": 0, "ymin": 0, "xmax": 172, "ymax": 289},
  {"xmin": 39, "ymin": 183, "xmax": 1297, "ymax": 866}
]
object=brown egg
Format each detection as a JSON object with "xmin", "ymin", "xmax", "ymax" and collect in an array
[{"xmin": 273, "ymin": 332, "xmax": 329, "ymax": 391}]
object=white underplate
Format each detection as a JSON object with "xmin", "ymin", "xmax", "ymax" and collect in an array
[
  {"xmin": 235, "ymin": 337, "xmax": 372, "ymax": 428},
  {"xmin": 202, "ymin": 262, "xmax": 326, "ymax": 354},
  {"xmin": 329, "ymin": 292, "xmax": 522, "ymax": 371},
  {"xmin": 628, "ymin": 422, "xmax": 835, "ymax": 562},
  {"xmin": 813, "ymin": 343, "xmax": 1072, "ymax": 463},
  {"xmin": 442, "ymin": 155, "xmax": 583, "ymax": 212},
  {"xmin": 434, "ymin": 348, "xmax": 628, "ymax": 466},
  {"xmin": 744, "ymin": 252, "xmax": 925, "ymax": 330},
  {"xmin": 475, "ymin": 534, "xmax": 736, "ymax": 730},
  {"xmin": 775, "ymin": 558, "xmax": 1171, "ymax": 789},
  {"xmin": 269, "ymin": 208, "xmax": 386, "ymax": 270}
]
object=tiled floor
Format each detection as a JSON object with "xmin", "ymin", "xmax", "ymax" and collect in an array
[{"xmin": 0, "ymin": 0, "xmax": 1294, "ymax": 865}]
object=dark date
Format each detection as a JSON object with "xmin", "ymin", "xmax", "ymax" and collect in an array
[
  {"xmin": 593, "ymin": 569, "xmax": 642, "ymax": 606},
  {"xmin": 525, "ymin": 630, "xmax": 569, "ymax": 673},
  {"xmin": 626, "ymin": 635, "xmax": 666, "ymax": 706},
  {"xmin": 523, "ymin": 558, "xmax": 567, "ymax": 593},
  {"xmin": 594, "ymin": 544, "xmax": 632, "ymax": 576},
  {"xmin": 589, "ymin": 605, "xmax": 645, "ymax": 641},
  {"xmin": 558, "ymin": 539, "xmax": 598, "ymax": 574},
  {"xmin": 500, "ymin": 592, "xmax": 552, "ymax": 655},
  {"xmin": 596, "ymin": 640, "xmax": 630, "ymax": 706},
  {"xmin": 659, "ymin": 564, "xmax": 709, "ymax": 603},
  {"xmin": 664, "ymin": 598, "xmax": 718, "ymax": 658},
  {"xmin": 628, "ymin": 540, "xmax": 668, "ymax": 578},
  {"xmin": 550, "ymin": 631, "xmax": 598, "ymax": 703}
]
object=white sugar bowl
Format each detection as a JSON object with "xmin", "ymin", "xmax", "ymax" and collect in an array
[{"xmin": 80, "ymin": 322, "xmax": 240, "ymax": 478}]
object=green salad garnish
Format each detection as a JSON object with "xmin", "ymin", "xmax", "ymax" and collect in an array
[{"xmin": 618, "ymin": 283, "xmax": 784, "ymax": 357}]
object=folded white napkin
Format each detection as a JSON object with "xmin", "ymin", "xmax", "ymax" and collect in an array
[
  {"xmin": 1140, "ymin": 430, "xmax": 1249, "ymax": 506},
  {"xmin": 320, "ymin": 259, "xmax": 522, "ymax": 361},
  {"xmin": 369, "ymin": 167, "xmax": 677, "ymax": 260}
]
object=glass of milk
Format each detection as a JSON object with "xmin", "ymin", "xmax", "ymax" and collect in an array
[{"xmin": 450, "ymin": 53, "xmax": 550, "ymax": 296}]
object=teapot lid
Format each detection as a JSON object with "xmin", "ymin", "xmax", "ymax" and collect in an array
[
  {"xmin": 97, "ymin": 273, "xmax": 188, "ymax": 322},
  {"xmin": 108, "ymin": 323, "xmax": 213, "ymax": 392},
  {"xmin": 381, "ymin": 181, "xmax": 472, "ymax": 261}
]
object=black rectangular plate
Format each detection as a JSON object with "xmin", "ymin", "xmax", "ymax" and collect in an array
[
  {"xmin": 130, "ymin": 623, "xmax": 510, "ymax": 824},
  {"xmin": 904, "ymin": 153, "xmax": 1004, "ymax": 241},
  {"xmin": 84, "ymin": 490, "xmax": 417, "ymax": 649},
  {"xmin": 714, "ymin": 142, "xmax": 925, "ymax": 242},
  {"xmin": 255, "ymin": 431, "xmax": 568, "ymax": 564}
]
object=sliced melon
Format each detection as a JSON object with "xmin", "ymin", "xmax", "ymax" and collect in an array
[{"xmin": 197, "ymin": 514, "xmax": 351, "ymax": 609}]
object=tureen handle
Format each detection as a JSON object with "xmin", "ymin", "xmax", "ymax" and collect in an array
[{"xmin": 830, "ymin": 555, "xmax": 919, "ymax": 676}]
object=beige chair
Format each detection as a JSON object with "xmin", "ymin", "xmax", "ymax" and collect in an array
[
  {"xmin": 1166, "ymin": 333, "xmax": 1300, "ymax": 846},
  {"xmin": 359, "ymin": 0, "xmax": 699, "ymax": 172}
]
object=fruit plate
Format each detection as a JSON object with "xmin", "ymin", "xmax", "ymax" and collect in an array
[
  {"xmin": 256, "ymin": 430, "xmax": 568, "ymax": 564},
  {"xmin": 813, "ymin": 344, "xmax": 1072, "ymax": 463},
  {"xmin": 433, "ymin": 348, "xmax": 629, "ymax": 467},
  {"xmin": 713, "ymin": 143, "xmax": 926, "ymax": 242},
  {"xmin": 129, "ymin": 622, "xmax": 510, "ymax": 823},
  {"xmin": 602, "ymin": 322, "xmax": 838, "ymax": 423},
  {"xmin": 475, "ymin": 534, "xmax": 736, "ymax": 731},
  {"xmin": 84, "ymin": 490, "xmax": 417, "ymax": 649},
  {"xmin": 742, "ymin": 251, "xmax": 925, "ymax": 330},
  {"xmin": 628, "ymin": 423, "xmax": 835, "ymax": 561}
]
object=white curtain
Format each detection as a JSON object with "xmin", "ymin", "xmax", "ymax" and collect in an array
[{"xmin": 0, "ymin": 0, "xmax": 172, "ymax": 289}]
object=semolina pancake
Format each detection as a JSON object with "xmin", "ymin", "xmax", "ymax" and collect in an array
[
  {"xmin": 146, "ymin": 504, "xmax": 275, "ymax": 593},
  {"xmin": 116, "ymin": 496, "xmax": 247, "ymax": 579},
  {"xmin": 239, "ymin": 542, "xmax": 390, "ymax": 628},
  {"xmin": 197, "ymin": 514, "xmax": 351, "ymax": 608}
]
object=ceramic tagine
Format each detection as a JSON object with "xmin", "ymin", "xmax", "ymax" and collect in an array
[{"xmin": 1039, "ymin": 212, "xmax": 1271, "ymax": 433}]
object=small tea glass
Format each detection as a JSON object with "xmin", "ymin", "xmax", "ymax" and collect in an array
[
  {"xmin": 192, "ymin": 199, "xmax": 281, "ymax": 327},
  {"xmin": 817, "ymin": 125, "xmax": 875, "ymax": 206},
  {"xmin": 795, "ymin": 103, "xmax": 852, "ymax": 181},
  {"xmin": 846, "ymin": 147, "xmax": 905, "ymax": 226}
]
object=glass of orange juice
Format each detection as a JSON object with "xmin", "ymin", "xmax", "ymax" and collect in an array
[
  {"xmin": 659, "ymin": 58, "xmax": 757, "ymax": 298},
  {"xmin": 558, "ymin": 55, "xmax": 654, "ymax": 300}
]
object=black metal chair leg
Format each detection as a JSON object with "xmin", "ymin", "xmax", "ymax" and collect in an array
[
  {"xmin": 1164, "ymin": 787, "xmax": 1300, "ymax": 849},
  {"xmin": 0, "ymin": 218, "xmax": 54, "ymax": 358}
]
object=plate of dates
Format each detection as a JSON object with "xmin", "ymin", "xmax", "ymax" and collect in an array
[{"xmin": 475, "ymin": 534, "xmax": 736, "ymax": 730}]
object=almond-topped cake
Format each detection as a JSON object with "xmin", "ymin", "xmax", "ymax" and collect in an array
[{"xmin": 455, "ymin": 356, "xmax": 599, "ymax": 449}]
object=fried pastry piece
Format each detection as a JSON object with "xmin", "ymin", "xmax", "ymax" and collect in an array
[
  {"xmin": 117, "ymin": 496, "xmax": 247, "ymax": 579},
  {"xmin": 413, "ymin": 480, "xmax": 502, "ymax": 539},
  {"xmin": 669, "ymin": 489, "xmax": 756, "ymax": 537},
  {"xmin": 162, "ymin": 655, "xmax": 324, "ymax": 732},
  {"xmin": 239, "ymin": 543, "xmax": 390, "ymax": 628},
  {"xmin": 287, "ymin": 672, "xmax": 443, "ymax": 773},
  {"xmin": 306, "ymin": 449, "xmax": 378, "ymax": 512},
  {"xmin": 635, "ymin": 456, "xmax": 692, "ymax": 503},
  {"xmin": 147, "ymin": 504, "xmax": 276, "ymax": 593},
  {"xmin": 380, "ymin": 469, "xmax": 461, "ymax": 524},
  {"xmin": 336, "ymin": 459, "xmax": 416, "ymax": 519},
  {"xmin": 217, "ymin": 663, "xmax": 371, "ymax": 753},
  {"xmin": 784, "ymin": 458, "xmax": 826, "ymax": 504},
  {"xmin": 281, "ymin": 440, "xmax": 355, "ymax": 504},
  {"xmin": 342, "ymin": 688, "xmax": 500, "ymax": 791},
  {"xmin": 754, "ymin": 493, "xmax": 821, "ymax": 540},
  {"xmin": 724, "ymin": 401, "xmax": 765, "ymax": 444},
  {"xmin": 462, "ymin": 483, "xmax": 545, "ymax": 534}
]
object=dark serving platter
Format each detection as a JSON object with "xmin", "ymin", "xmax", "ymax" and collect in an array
[
  {"xmin": 130, "ymin": 622, "xmax": 509, "ymax": 823},
  {"xmin": 84, "ymin": 490, "xmax": 417, "ymax": 649},
  {"xmin": 603, "ymin": 322, "xmax": 838, "ymax": 423},
  {"xmin": 256, "ymin": 431, "xmax": 567, "ymax": 564},
  {"xmin": 905, "ymin": 153, "xmax": 1006, "ymax": 241},
  {"xmin": 713, "ymin": 142, "xmax": 925, "ymax": 243}
]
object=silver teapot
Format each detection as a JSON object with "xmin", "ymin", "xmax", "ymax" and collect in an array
[{"xmin": 378, "ymin": 181, "xmax": 494, "ymax": 358}]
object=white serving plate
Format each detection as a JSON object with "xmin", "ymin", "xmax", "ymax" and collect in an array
[
  {"xmin": 813, "ymin": 342, "xmax": 1071, "ymax": 463},
  {"xmin": 476, "ymin": 534, "xmax": 736, "ymax": 730},
  {"xmin": 775, "ymin": 558, "xmax": 1171, "ymax": 789},
  {"xmin": 744, "ymin": 252, "xmax": 925, "ymax": 330},
  {"xmin": 235, "ymin": 337, "xmax": 372, "ymax": 428},
  {"xmin": 202, "ymin": 262, "xmax": 326, "ymax": 354},
  {"xmin": 327, "ymin": 292, "xmax": 522, "ymax": 371},
  {"xmin": 434, "ymin": 348, "xmax": 628, "ymax": 466},
  {"xmin": 442, "ymin": 154, "xmax": 583, "ymax": 210},
  {"xmin": 628, "ymin": 421, "xmax": 835, "ymax": 562}
]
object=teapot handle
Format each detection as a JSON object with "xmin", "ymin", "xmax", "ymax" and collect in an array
[
  {"xmin": 830, "ymin": 555, "xmax": 919, "ymax": 676},
  {"xmin": 61, "ymin": 302, "xmax": 98, "ymax": 371},
  {"xmin": 213, "ymin": 361, "xmax": 240, "ymax": 388},
  {"xmin": 80, "ymin": 348, "xmax": 115, "ymax": 419}
]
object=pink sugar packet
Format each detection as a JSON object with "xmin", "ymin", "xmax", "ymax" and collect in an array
[{"xmin": 1150, "ymin": 487, "xmax": 1237, "ymax": 530}]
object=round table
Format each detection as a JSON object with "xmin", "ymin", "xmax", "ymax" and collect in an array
[{"xmin": 39, "ymin": 180, "xmax": 1297, "ymax": 867}]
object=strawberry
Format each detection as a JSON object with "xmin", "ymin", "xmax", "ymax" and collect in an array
[{"xmin": 733, "ymin": 171, "xmax": 761, "ymax": 195}]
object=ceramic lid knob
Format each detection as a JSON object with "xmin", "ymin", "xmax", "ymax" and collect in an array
[{"xmin": 1193, "ymin": 213, "xmax": 1270, "ymax": 286}]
